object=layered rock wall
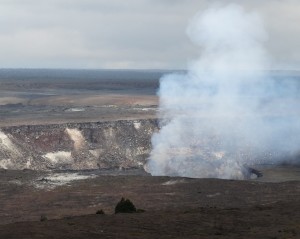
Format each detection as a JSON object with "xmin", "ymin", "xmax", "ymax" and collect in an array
[{"xmin": 0, "ymin": 119, "xmax": 158, "ymax": 170}]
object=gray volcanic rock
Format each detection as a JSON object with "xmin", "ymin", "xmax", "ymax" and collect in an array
[{"xmin": 0, "ymin": 119, "xmax": 158, "ymax": 170}]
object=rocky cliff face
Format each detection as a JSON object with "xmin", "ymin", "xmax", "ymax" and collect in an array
[{"xmin": 0, "ymin": 119, "xmax": 158, "ymax": 170}]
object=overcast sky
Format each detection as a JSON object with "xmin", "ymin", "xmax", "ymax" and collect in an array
[{"xmin": 0, "ymin": 0, "xmax": 299, "ymax": 70}]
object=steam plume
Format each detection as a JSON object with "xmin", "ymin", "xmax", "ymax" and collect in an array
[{"xmin": 145, "ymin": 4, "xmax": 300, "ymax": 179}]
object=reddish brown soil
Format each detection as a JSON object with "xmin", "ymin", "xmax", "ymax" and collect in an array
[
  {"xmin": 1, "ymin": 203, "xmax": 299, "ymax": 239},
  {"xmin": 0, "ymin": 171, "xmax": 299, "ymax": 238}
]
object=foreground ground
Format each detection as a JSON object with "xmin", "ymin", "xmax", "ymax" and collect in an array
[
  {"xmin": 0, "ymin": 169, "xmax": 299, "ymax": 238},
  {"xmin": 1, "ymin": 201, "xmax": 299, "ymax": 239}
]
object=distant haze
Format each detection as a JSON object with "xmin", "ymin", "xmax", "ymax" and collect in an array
[{"xmin": 0, "ymin": 0, "xmax": 299, "ymax": 70}]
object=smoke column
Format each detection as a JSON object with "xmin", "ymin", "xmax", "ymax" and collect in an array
[{"xmin": 145, "ymin": 4, "xmax": 300, "ymax": 179}]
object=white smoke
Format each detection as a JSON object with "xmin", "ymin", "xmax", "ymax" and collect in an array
[{"xmin": 145, "ymin": 4, "xmax": 300, "ymax": 179}]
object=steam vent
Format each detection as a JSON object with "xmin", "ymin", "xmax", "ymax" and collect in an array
[{"xmin": 0, "ymin": 119, "xmax": 158, "ymax": 170}]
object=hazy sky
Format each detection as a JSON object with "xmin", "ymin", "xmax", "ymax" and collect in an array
[{"xmin": 0, "ymin": 0, "xmax": 299, "ymax": 70}]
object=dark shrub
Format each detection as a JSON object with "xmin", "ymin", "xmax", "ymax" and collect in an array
[
  {"xmin": 40, "ymin": 215, "xmax": 47, "ymax": 222},
  {"xmin": 115, "ymin": 197, "xmax": 137, "ymax": 214},
  {"xmin": 96, "ymin": 209, "xmax": 105, "ymax": 215}
]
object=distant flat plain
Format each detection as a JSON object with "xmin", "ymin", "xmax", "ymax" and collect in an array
[{"xmin": 0, "ymin": 69, "xmax": 167, "ymax": 126}]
